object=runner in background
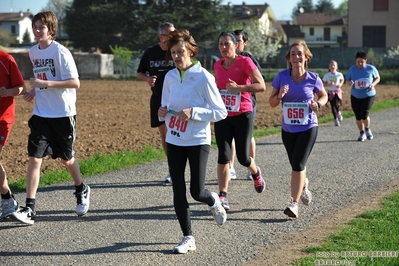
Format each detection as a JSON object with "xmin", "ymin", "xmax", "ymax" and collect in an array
[
  {"xmin": 137, "ymin": 22, "xmax": 175, "ymax": 184},
  {"xmin": 214, "ymin": 31, "xmax": 266, "ymax": 211},
  {"xmin": 345, "ymin": 50, "xmax": 380, "ymax": 141},
  {"xmin": 229, "ymin": 30, "xmax": 265, "ymax": 180},
  {"xmin": 322, "ymin": 60, "xmax": 344, "ymax": 126}
]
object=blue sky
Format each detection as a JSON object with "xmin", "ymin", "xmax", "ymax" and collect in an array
[{"xmin": 1, "ymin": 0, "xmax": 344, "ymax": 20}]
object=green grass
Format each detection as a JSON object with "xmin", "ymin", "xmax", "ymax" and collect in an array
[{"xmin": 295, "ymin": 192, "xmax": 399, "ymax": 266}]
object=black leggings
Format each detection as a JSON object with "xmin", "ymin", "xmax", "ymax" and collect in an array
[
  {"xmin": 350, "ymin": 95, "xmax": 375, "ymax": 120},
  {"xmin": 329, "ymin": 94, "xmax": 340, "ymax": 119},
  {"xmin": 167, "ymin": 143, "xmax": 214, "ymax": 236},
  {"xmin": 214, "ymin": 112, "xmax": 253, "ymax": 166},
  {"xmin": 281, "ymin": 127, "xmax": 318, "ymax": 172}
]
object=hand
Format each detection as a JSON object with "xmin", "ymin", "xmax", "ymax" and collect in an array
[
  {"xmin": 29, "ymin": 77, "xmax": 48, "ymax": 88},
  {"xmin": 158, "ymin": 106, "xmax": 168, "ymax": 118},
  {"xmin": 226, "ymin": 78, "xmax": 239, "ymax": 92},
  {"xmin": 368, "ymin": 85, "xmax": 374, "ymax": 91},
  {"xmin": 278, "ymin": 84, "xmax": 289, "ymax": 99},
  {"xmin": 177, "ymin": 108, "xmax": 192, "ymax": 121},
  {"xmin": 148, "ymin": 75, "xmax": 157, "ymax": 87},
  {"xmin": 23, "ymin": 90, "xmax": 35, "ymax": 102},
  {"xmin": 0, "ymin": 86, "xmax": 8, "ymax": 97},
  {"xmin": 310, "ymin": 99, "xmax": 319, "ymax": 111}
]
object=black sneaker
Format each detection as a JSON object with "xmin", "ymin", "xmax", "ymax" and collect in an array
[{"xmin": 10, "ymin": 206, "xmax": 36, "ymax": 225}]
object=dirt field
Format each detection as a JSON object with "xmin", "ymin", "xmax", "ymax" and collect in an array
[{"xmin": 3, "ymin": 81, "xmax": 399, "ymax": 181}]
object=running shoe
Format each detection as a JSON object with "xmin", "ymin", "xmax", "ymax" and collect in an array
[
  {"xmin": 10, "ymin": 206, "xmax": 36, "ymax": 225},
  {"xmin": 173, "ymin": 236, "xmax": 196, "ymax": 254},
  {"xmin": 357, "ymin": 132, "xmax": 366, "ymax": 142},
  {"xmin": 253, "ymin": 167, "xmax": 265, "ymax": 193},
  {"xmin": 338, "ymin": 112, "xmax": 343, "ymax": 122},
  {"xmin": 210, "ymin": 192, "xmax": 227, "ymax": 225},
  {"xmin": 229, "ymin": 167, "xmax": 237, "ymax": 180},
  {"xmin": 219, "ymin": 195, "xmax": 230, "ymax": 211},
  {"xmin": 164, "ymin": 173, "xmax": 172, "ymax": 185},
  {"xmin": 75, "ymin": 185, "xmax": 91, "ymax": 216},
  {"xmin": 300, "ymin": 178, "xmax": 312, "ymax": 205},
  {"xmin": 366, "ymin": 129, "xmax": 373, "ymax": 140},
  {"xmin": 1, "ymin": 196, "xmax": 19, "ymax": 219},
  {"xmin": 246, "ymin": 171, "xmax": 252, "ymax": 180},
  {"xmin": 335, "ymin": 119, "xmax": 340, "ymax": 126},
  {"xmin": 284, "ymin": 197, "xmax": 298, "ymax": 218}
]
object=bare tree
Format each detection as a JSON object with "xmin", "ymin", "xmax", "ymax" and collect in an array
[{"xmin": 43, "ymin": 0, "xmax": 72, "ymax": 38}]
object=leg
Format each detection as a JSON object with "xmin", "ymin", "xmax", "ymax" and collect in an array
[
  {"xmin": 60, "ymin": 157, "xmax": 83, "ymax": 186},
  {"xmin": 158, "ymin": 123, "xmax": 167, "ymax": 156},
  {"xmin": 229, "ymin": 139, "xmax": 236, "ymax": 179},
  {"xmin": 26, "ymin": 157, "xmax": 43, "ymax": 199}
]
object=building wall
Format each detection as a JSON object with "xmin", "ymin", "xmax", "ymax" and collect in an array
[
  {"xmin": 301, "ymin": 25, "xmax": 343, "ymax": 47},
  {"xmin": 348, "ymin": 0, "xmax": 399, "ymax": 47}
]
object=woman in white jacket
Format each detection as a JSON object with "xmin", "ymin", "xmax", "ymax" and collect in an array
[{"xmin": 158, "ymin": 29, "xmax": 227, "ymax": 254}]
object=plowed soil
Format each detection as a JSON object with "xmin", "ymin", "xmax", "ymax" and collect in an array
[{"xmin": 3, "ymin": 81, "xmax": 398, "ymax": 181}]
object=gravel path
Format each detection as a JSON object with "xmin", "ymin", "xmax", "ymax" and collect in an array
[{"xmin": 1, "ymin": 108, "xmax": 398, "ymax": 266}]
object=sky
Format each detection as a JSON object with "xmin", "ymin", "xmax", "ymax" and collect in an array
[{"xmin": 1, "ymin": 0, "xmax": 344, "ymax": 20}]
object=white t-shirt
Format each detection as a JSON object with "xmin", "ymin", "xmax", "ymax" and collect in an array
[
  {"xmin": 322, "ymin": 71, "xmax": 344, "ymax": 91},
  {"xmin": 29, "ymin": 41, "xmax": 79, "ymax": 118}
]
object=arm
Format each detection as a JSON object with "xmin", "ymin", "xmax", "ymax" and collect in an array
[
  {"xmin": 29, "ymin": 77, "xmax": 80, "ymax": 89},
  {"xmin": 0, "ymin": 84, "xmax": 27, "ymax": 97},
  {"xmin": 269, "ymin": 85, "xmax": 289, "ymax": 108},
  {"xmin": 226, "ymin": 68, "xmax": 265, "ymax": 93},
  {"xmin": 137, "ymin": 72, "xmax": 157, "ymax": 87}
]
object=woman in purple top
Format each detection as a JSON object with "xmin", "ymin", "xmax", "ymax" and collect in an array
[{"xmin": 269, "ymin": 39, "xmax": 327, "ymax": 219}]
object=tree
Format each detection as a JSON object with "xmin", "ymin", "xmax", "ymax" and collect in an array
[
  {"xmin": 337, "ymin": 0, "xmax": 348, "ymax": 15},
  {"xmin": 292, "ymin": 0, "xmax": 314, "ymax": 16},
  {"xmin": 43, "ymin": 0, "xmax": 72, "ymax": 38},
  {"xmin": 22, "ymin": 28, "xmax": 31, "ymax": 44},
  {"xmin": 109, "ymin": 45, "xmax": 134, "ymax": 78},
  {"xmin": 315, "ymin": 0, "xmax": 336, "ymax": 14},
  {"xmin": 241, "ymin": 19, "xmax": 281, "ymax": 63},
  {"xmin": 386, "ymin": 46, "xmax": 399, "ymax": 60},
  {"xmin": 65, "ymin": 0, "xmax": 232, "ymax": 53}
]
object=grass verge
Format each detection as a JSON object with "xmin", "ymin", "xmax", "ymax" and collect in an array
[{"xmin": 295, "ymin": 191, "xmax": 399, "ymax": 265}]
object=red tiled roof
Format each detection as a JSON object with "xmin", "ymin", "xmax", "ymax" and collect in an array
[{"xmin": 294, "ymin": 13, "xmax": 346, "ymax": 26}]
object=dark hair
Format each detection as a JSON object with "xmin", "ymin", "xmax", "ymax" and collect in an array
[
  {"xmin": 165, "ymin": 29, "xmax": 199, "ymax": 62},
  {"xmin": 218, "ymin": 31, "xmax": 237, "ymax": 43},
  {"xmin": 284, "ymin": 39, "xmax": 313, "ymax": 69},
  {"xmin": 32, "ymin": 11, "xmax": 58, "ymax": 40},
  {"xmin": 158, "ymin": 22, "xmax": 174, "ymax": 34},
  {"xmin": 234, "ymin": 30, "xmax": 248, "ymax": 42},
  {"xmin": 355, "ymin": 50, "xmax": 367, "ymax": 59}
]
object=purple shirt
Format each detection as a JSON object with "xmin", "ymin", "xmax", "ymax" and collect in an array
[{"xmin": 271, "ymin": 69, "xmax": 323, "ymax": 133}]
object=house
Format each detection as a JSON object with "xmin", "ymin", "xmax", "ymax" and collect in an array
[
  {"xmin": 347, "ymin": 0, "xmax": 399, "ymax": 47},
  {"xmin": 288, "ymin": 12, "xmax": 347, "ymax": 48},
  {"xmin": 0, "ymin": 11, "xmax": 34, "ymax": 45},
  {"xmin": 227, "ymin": 2, "xmax": 278, "ymax": 38},
  {"xmin": 279, "ymin": 21, "xmax": 304, "ymax": 47}
]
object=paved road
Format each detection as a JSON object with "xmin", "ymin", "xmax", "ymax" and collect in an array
[{"xmin": 1, "ymin": 108, "xmax": 398, "ymax": 266}]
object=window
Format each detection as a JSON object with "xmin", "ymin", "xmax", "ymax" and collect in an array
[
  {"xmin": 11, "ymin": 25, "xmax": 16, "ymax": 34},
  {"xmin": 309, "ymin": 27, "xmax": 314, "ymax": 36},
  {"xmin": 374, "ymin": 0, "xmax": 388, "ymax": 11},
  {"xmin": 363, "ymin": 26, "xmax": 386, "ymax": 47}
]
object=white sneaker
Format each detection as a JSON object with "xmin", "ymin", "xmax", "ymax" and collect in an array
[
  {"xmin": 335, "ymin": 119, "xmax": 340, "ymax": 126},
  {"xmin": 173, "ymin": 236, "xmax": 196, "ymax": 254},
  {"xmin": 210, "ymin": 192, "xmax": 227, "ymax": 225},
  {"xmin": 164, "ymin": 173, "xmax": 172, "ymax": 185},
  {"xmin": 1, "ymin": 197, "xmax": 19, "ymax": 219},
  {"xmin": 75, "ymin": 185, "xmax": 90, "ymax": 216},
  {"xmin": 10, "ymin": 206, "xmax": 36, "ymax": 225},
  {"xmin": 357, "ymin": 132, "xmax": 366, "ymax": 141},
  {"xmin": 284, "ymin": 197, "xmax": 298, "ymax": 218},
  {"xmin": 300, "ymin": 178, "xmax": 312, "ymax": 205},
  {"xmin": 366, "ymin": 129, "xmax": 373, "ymax": 140},
  {"xmin": 338, "ymin": 112, "xmax": 343, "ymax": 122},
  {"xmin": 229, "ymin": 167, "xmax": 237, "ymax": 180},
  {"xmin": 246, "ymin": 171, "xmax": 252, "ymax": 180}
]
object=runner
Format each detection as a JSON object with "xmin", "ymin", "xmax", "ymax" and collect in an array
[
  {"xmin": 269, "ymin": 39, "xmax": 328, "ymax": 218},
  {"xmin": 158, "ymin": 29, "xmax": 227, "ymax": 254},
  {"xmin": 322, "ymin": 60, "xmax": 344, "ymax": 126}
]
